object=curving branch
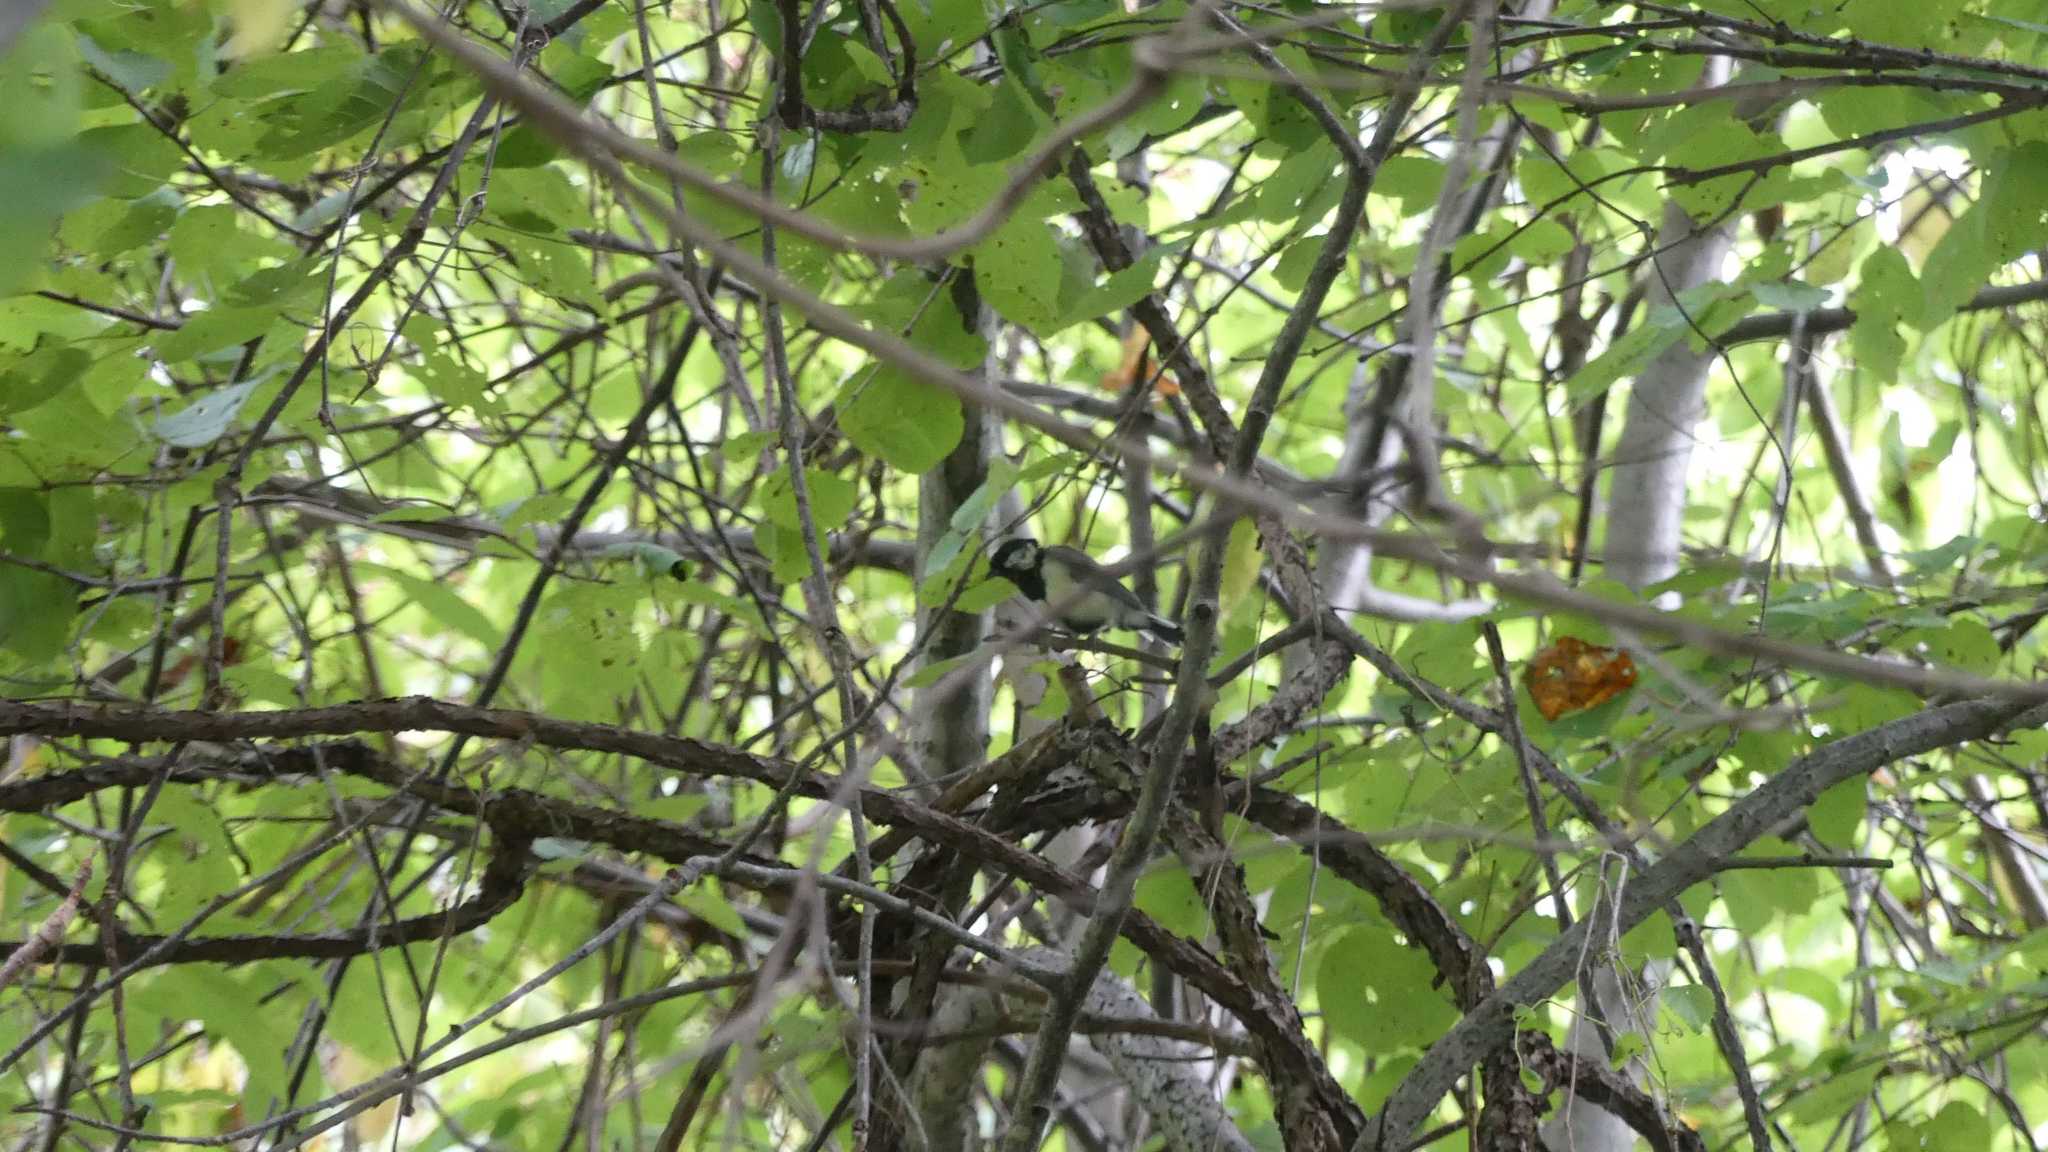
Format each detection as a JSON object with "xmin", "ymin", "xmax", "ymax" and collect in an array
[
  {"xmin": 0, "ymin": 709, "xmax": 1319, "ymax": 1097},
  {"xmin": 1359, "ymin": 696, "xmax": 2048, "ymax": 1151},
  {"xmin": 1233, "ymin": 784, "xmax": 1489, "ymax": 1006},
  {"xmin": 0, "ymin": 833, "xmax": 530, "ymax": 971},
  {"xmin": 1517, "ymin": 1032, "xmax": 1707, "ymax": 1152},
  {"xmin": 1019, "ymin": 946, "xmax": 1258, "ymax": 1152}
]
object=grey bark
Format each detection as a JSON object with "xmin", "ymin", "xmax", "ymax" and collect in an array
[
  {"xmin": 909, "ymin": 984, "xmax": 1004, "ymax": 1152},
  {"xmin": 1565, "ymin": 60, "xmax": 1742, "ymax": 1152},
  {"xmin": 914, "ymin": 302, "xmax": 1001, "ymax": 780},
  {"xmin": 1539, "ymin": 961, "xmax": 1673, "ymax": 1152},
  {"xmin": 1017, "ymin": 948, "xmax": 1255, "ymax": 1152},
  {"xmin": 1601, "ymin": 58, "xmax": 1740, "ymax": 591},
  {"xmin": 1317, "ymin": 0, "xmax": 1557, "ymax": 625},
  {"xmin": 907, "ymin": 953, "xmax": 1256, "ymax": 1152}
]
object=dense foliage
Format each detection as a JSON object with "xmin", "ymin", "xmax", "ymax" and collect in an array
[{"xmin": 3, "ymin": 1, "xmax": 2048, "ymax": 1151}]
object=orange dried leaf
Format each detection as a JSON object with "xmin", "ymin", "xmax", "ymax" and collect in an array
[
  {"xmin": 1100, "ymin": 328, "xmax": 1149, "ymax": 391},
  {"xmin": 1522, "ymin": 636, "xmax": 1636, "ymax": 721},
  {"xmin": 1098, "ymin": 329, "xmax": 1183, "ymax": 398}
]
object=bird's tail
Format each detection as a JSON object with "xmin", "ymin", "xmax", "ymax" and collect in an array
[{"xmin": 1141, "ymin": 614, "xmax": 1185, "ymax": 644}]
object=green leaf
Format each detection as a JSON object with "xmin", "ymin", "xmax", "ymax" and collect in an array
[
  {"xmin": 989, "ymin": 21, "xmax": 1055, "ymax": 116},
  {"xmin": 1900, "ymin": 534, "xmax": 1982, "ymax": 573},
  {"xmin": 1373, "ymin": 155, "xmax": 1447, "ymax": 217},
  {"xmin": 1821, "ymin": 684, "xmax": 1918, "ymax": 742},
  {"xmin": 213, "ymin": 258, "xmax": 324, "ymax": 319},
  {"xmin": 169, "ymin": 204, "xmax": 294, "ymax": 281},
  {"xmin": 1768, "ymin": 967, "xmax": 1845, "ymax": 1017},
  {"xmin": 1835, "ymin": 0, "xmax": 1969, "ymax": 47},
  {"xmin": 963, "ymin": 77, "xmax": 1048, "ymax": 165},
  {"xmin": 532, "ymin": 837, "xmax": 593, "ymax": 861},
  {"xmin": 1218, "ymin": 519, "xmax": 1261, "ymax": 620},
  {"xmin": 148, "ymin": 790, "xmax": 242, "ymax": 924},
  {"xmin": 1566, "ymin": 322, "xmax": 1682, "ymax": 404},
  {"xmin": 253, "ymin": 44, "xmax": 436, "ymax": 161},
  {"xmin": 76, "ymin": 33, "xmax": 172, "ymax": 93},
  {"xmin": 1786, "ymin": 1062, "xmax": 1879, "ymax": 1126},
  {"xmin": 759, "ymin": 468, "xmax": 858, "ymax": 531},
  {"xmin": 1317, "ymin": 927, "xmax": 1458, "ymax": 1050},
  {"xmin": 839, "ymin": 368, "xmax": 964, "ymax": 474},
  {"xmin": 364, "ymin": 564, "xmax": 500, "ymax": 647},
  {"xmin": 1451, "ymin": 228, "xmax": 1519, "ymax": 283},
  {"xmin": 491, "ymin": 167, "xmax": 596, "ymax": 235},
  {"xmin": 1907, "ymin": 620, "xmax": 2000, "ymax": 674},
  {"xmin": 1751, "ymin": 279, "xmax": 1829, "ymax": 311},
  {"xmin": 224, "ymin": 661, "xmax": 299, "ymax": 705},
  {"xmin": 896, "ymin": 0, "xmax": 984, "ymax": 57},
  {"xmin": 151, "ymin": 309, "xmax": 274, "ymax": 362},
  {"xmin": 1663, "ymin": 984, "xmax": 1715, "ymax": 1033},
  {"xmin": 973, "ymin": 216, "xmax": 1064, "ymax": 331},
  {"xmin": 915, "ymin": 542, "xmax": 975, "ymax": 606},
  {"xmin": 0, "ymin": 23, "xmax": 85, "ymax": 150},
  {"xmin": 924, "ymin": 460, "xmax": 1021, "ymax": 576},
  {"xmin": 151, "ymin": 381, "xmax": 260, "ymax": 448},
  {"xmin": 1807, "ymin": 779, "xmax": 1867, "ymax": 846},
  {"xmin": 1221, "ymin": 49, "xmax": 1321, "ymax": 152},
  {"xmin": 674, "ymin": 579, "xmax": 771, "ymax": 640},
  {"xmin": 501, "ymin": 492, "xmax": 578, "ymax": 533},
  {"xmin": 753, "ymin": 469, "xmax": 858, "ymax": 583},
  {"xmin": 643, "ymin": 793, "xmax": 710, "ymax": 824},
  {"xmin": 1133, "ymin": 864, "xmax": 1206, "ymax": 938},
  {"xmin": 0, "ymin": 345, "xmax": 92, "ymax": 418},
  {"xmin": 1719, "ymin": 860, "xmax": 1818, "ymax": 934},
  {"xmin": 905, "ymin": 651, "xmax": 978, "ymax": 688},
  {"xmin": 679, "ymin": 879, "xmax": 748, "ymax": 938},
  {"xmin": 0, "ymin": 143, "xmax": 109, "ymax": 296},
  {"xmin": 131, "ymin": 968, "xmax": 300, "ymax": 1108},
  {"xmin": 1026, "ymin": 660, "xmax": 1068, "ymax": 720},
  {"xmin": 1250, "ymin": 143, "xmax": 1340, "ymax": 223},
  {"xmin": 1057, "ymin": 243, "xmax": 1183, "ymax": 331},
  {"xmin": 955, "ymin": 576, "xmax": 1018, "ymax": 613},
  {"xmin": 367, "ymin": 506, "xmax": 454, "ymax": 525},
  {"xmin": 1573, "ymin": 39, "xmax": 1637, "ymax": 75},
  {"xmin": 1923, "ymin": 1102, "xmax": 1989, "ymax": 1152},
  {"xmin": 1271, "ymin": 236, "xmax": 1328, "ymax": 293},
  {"xmin": 1393, "ymin": 621, "xmax": 1481, "ymax": 695},
  {"xmin": 954, "ymin": 462, "xmax": 1018, "ymax": 532},
  {"xmin": 748, "ymin": 0, "xmax": 787, "ymax": 59},
  {"xmin": 76, "ymin": 124, "xmax": 185, "ymax": 200},
  {"xmin": 1921, "ymin": 142, "xmax": 2048, "ymax": 328},
  {"xmin": 532, "ymin": 582, "xmax": 643, "ymax": 719},
  {"xmin": 0, "ymin": 489, "xmax": 51, "ymax": 556},
  {"xmin": 62, "ymin": 186, "xmax": 178, "ymax": 256},
  {"xmin": 1607, "ymin": 1031, "xmax": 1646, "ymax": 1068},
  {"xmin": 0, "ymin": 566, "xmax": 75, "ymax": 661}
]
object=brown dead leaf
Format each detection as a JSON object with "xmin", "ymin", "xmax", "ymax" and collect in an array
[
  {"xmin": 1099, "ymin": 328, "xmax": 1182, "ymax": 398},
  {"xmin": 1523, "ymin": 636, "xmax": 1637, "ymax": 721}
]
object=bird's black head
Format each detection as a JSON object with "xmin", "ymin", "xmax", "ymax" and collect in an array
[{"xmin": 989, "ymin": 537, "xmax": 1047, "ymax": 600}]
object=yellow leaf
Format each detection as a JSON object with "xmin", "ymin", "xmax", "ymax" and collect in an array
[{"xmin": 226, "ymin": 0, "xmax": 291, "ymax": 57}]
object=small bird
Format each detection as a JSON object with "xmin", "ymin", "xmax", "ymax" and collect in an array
[{"xmin": 988, "ymin": 537, "xmax": 1184, "ymax": 644}]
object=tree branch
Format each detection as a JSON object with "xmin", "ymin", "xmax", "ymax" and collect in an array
[{"xmin": 1359, "ymin": 696, "xmax": 2048, "ymax": 1151}]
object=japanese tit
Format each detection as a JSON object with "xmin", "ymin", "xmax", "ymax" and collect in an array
[{"xmin": 988, "ymin": 537, "xmax": 1184, "ymax": 644}]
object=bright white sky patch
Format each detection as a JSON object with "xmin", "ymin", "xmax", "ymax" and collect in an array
[{"xmin": 1871, "ymin": 146, "xmax": 1973, "ymax": 244}]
